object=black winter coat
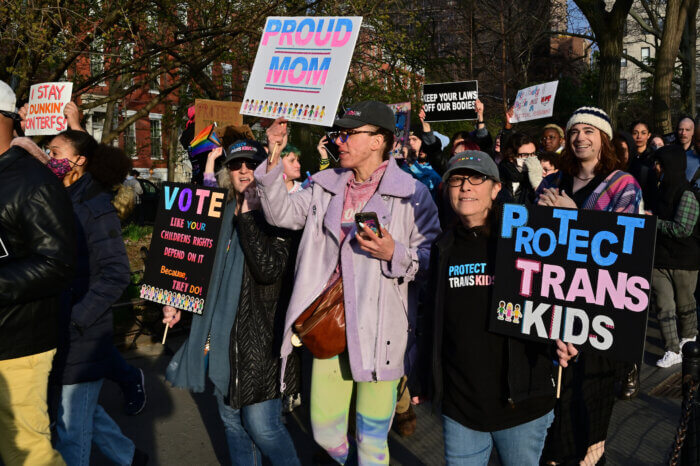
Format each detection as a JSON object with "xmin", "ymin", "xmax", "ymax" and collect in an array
[
  {"xmin": 227, "ymin": 211, "xmax": 300, "ymax": 409},
  {"xmin": 52, "ymin": 173, "xmax": 130, "ymax": 384},
  {"xmin": 0, "ymin": 146, "xmax": 75, "ymax": 360}
]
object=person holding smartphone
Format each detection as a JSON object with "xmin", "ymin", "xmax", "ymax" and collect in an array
[{"xmin": 254, "ymin": 101, "xmax": 441, "ymax": 465}]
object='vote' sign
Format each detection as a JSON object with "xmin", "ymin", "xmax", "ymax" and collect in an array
[{"xmin": 140, "ymin": 183, "xmax": 227, "ymax": 315}]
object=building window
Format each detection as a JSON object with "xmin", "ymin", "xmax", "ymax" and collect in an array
[
  {"xmin": 124, "ymin": 110, "xmax": 137, "ymax": 158},
  {"xmin": 90, "ymin": 37, "xmax": 105, "ymax": 85},
  {"xmin": 620, "ymin": 79, "xmax": 628, "ymax": 95},
  {"xmin": 222, "ymin": 64, "xmax": 232, "ymax": 99},
  {"xmin": 621, "ymin": 48, "xmax": 627, "ymax": 67},
  {"xmin": 641, "ymin": 47, "xmax": 650, "ymax": 65},
  {"xmin": 150, "ymin": 115, "xmax": 162, "ymax": 159},
  {"xmin": 149, "ymin": 57, "xmax": 160, "ymax": 94}
]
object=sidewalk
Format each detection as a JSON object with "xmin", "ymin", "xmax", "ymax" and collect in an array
[{"xmin": 97, "ymin": 313, "xmax": 685, "ymax": 465}]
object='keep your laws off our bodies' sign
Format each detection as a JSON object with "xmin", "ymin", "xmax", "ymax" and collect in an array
[
  {"xmin": 241, "ymin": 17, "xmax": 362, "ymax": 127},
  {"xmin": 421, "ymin": 81, "xmax": 478, "ymax": 122},
  {"xmin": 489, "ymin": 204, "xmax": 657, "ymax": 363}
]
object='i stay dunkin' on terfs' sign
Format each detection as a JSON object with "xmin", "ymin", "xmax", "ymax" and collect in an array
[
  {"xmin": 489, "ymin": 204, "xmax": 657, "ymax": 363},
  {"xmin": 140, "ymin": 183, "xmax": 227, "ymax": 315},
  {"xmin": 241, "ymin": 16, "xmax": 362, "ymax": 127}
]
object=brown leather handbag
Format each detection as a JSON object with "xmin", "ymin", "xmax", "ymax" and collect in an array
[{"xmin": 293, "ymin": 277, "xmax": 346, "ymax": 359}]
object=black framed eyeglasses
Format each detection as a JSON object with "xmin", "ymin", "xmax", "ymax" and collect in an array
[
  {"xmin": 226, "ymin": 159, "xmax": 260, "ymax": 171},
  {"xmin": 327, "ymin": 129, "xmax": 379, "ymax": 143},
  {"xmin": 447, "ymin": 174, "xmax": 489, "ymax": 187}
]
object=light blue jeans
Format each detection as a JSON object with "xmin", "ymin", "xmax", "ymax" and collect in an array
[
  {"xmin": 442, "ymin": 409, "xmax": 554, "ymax": 466},
  {"xmin": 56, "ymin": 379, "xmax": 135, "ymax": 466},
  {"xmin": 215, "ymin": 391, "xmax": 300, "ymax": 466}
]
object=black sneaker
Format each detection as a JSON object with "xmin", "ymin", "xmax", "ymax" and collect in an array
[
  {"xmin": 131, "ymin": 448, "xmax": 149, "ymax": 466},
  {"xmin": 124, "ymin": 368, "xmax": 147, "ymax": 415}
]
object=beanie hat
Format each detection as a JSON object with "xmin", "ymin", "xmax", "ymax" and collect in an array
[
  {"xmin": 542, "ymin": 123, "xmax": 564, "ymax": 138},
  {"xmin": 566, "ymin": 107, "xmax": 613, "ymax": 140}
]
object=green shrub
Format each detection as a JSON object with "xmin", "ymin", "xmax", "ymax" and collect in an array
[{"xmin": 122, "ymin": 224, "xmax": 153, "ymax": 242}]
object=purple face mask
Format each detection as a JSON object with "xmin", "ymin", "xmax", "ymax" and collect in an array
[{"xmin": 46, "ymin": 157, "xmax": 74, "ymax": 180}]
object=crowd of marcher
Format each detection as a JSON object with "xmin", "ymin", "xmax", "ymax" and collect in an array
[{"xmin": 1, "ymin": 72, "xmax": 699, "ymax": 466}]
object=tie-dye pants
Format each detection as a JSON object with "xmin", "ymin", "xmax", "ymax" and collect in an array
[{"xmin": 310, "ymin": 354, "xmax": 399, "ymax": 465}]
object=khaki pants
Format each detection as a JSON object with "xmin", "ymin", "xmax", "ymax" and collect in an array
[{"xmin": 0, "ymin": 349, "xmax": 65, "ymax": 466}]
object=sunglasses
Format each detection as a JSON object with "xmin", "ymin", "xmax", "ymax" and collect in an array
[
  {"xmin": 327, "ymin": 129, "xmax": 379, "ymax": 143},
  {"xmin": 226, "ymin": 159, "xmax": 260, "ymax": 171}
]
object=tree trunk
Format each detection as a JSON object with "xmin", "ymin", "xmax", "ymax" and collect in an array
[
  {"xmin": 653, "ymin": 0, "xmax": 692, "ymax": 134},
  {"xmin": 679, "ymin": 0, "xmax": 698, "ymax": 115},
  {"xmin": 500, "ymin": 6, "xmax": 507, "ymax": 113},
  {"xmin": 596, "ymin": 30, "xmax": 625, "ymax": 125},
  {"xmin": 574, "ymin": 0, "xmax": 634, "ymax": 125}
]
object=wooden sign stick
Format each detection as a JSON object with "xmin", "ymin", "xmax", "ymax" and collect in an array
[
  {"xmin": 162, "ymin": 323, "xmax": 169, "ymax": 345},
  {"xmin": 268, "ymin": 141, "xmax": 281, "ymax": 166},
  {"xmin": 556, "ymin": 365, "xmax": 563, "ymax": 399}
]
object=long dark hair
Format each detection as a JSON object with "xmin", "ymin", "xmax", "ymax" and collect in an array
[{"xmin": 58, "ymin": 130, "xmax": 131, "ymax": 186}]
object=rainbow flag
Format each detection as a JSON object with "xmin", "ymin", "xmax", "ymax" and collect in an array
[{"xmin": 189, "ymin": 123, "xmax": 221, "ymax": 156}]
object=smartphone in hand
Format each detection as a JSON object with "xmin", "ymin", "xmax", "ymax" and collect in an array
[{"xmin": 355, "ymin": 212, "xmax": 383, "ymax": 238}]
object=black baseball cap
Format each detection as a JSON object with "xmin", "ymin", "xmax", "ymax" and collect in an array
[
  {"xmin": 224, "ymin": 139, "xmax": 266, "ymax": 165},
  {"xmin": 333, "ymin": 101, "xmax": 395, "ymax": 132}
]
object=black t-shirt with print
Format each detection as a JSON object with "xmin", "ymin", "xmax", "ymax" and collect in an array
[{"xmin": 442, "ymin": 223, "xmax": 554, "ymax": 432}]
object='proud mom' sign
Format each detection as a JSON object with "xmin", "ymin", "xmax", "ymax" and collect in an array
[
  {"xmin": 241, "ymin": 16, "xmax": 362, "ymax": 127},
  {"xmin": 489, "ymin": 204, "xmax": 656, "ymax": 363},
  {"xmin": 140, "ymin": 183, "xmax": 227, "ymax": 314}
]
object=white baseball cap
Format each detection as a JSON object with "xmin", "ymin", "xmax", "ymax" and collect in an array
[{"xmin": 0, "ymin": 80, "xmax": 17, "ymax": 114}]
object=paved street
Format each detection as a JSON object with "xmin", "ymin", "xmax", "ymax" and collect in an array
[{"xmin": 96, "ymin": 313, "xmax": 687, "ymax": 465}]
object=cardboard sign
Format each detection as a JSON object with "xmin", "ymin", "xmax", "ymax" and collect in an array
[
  {"xmin": 194, "ymin": 99, "xmax": 243, "ymax": 136},
  {"xmin": 422, "ymin": 81, "xmax": 478, "ymax": 122},
  {"xmin": 388, "ymin": 102, "xmax": 411, "ymax": 154},
  {"xmin": 24, "ymin": 82, "xmax": 73, "ymax": 136},
  {"xmin": 241, "ymin": 16, "xmax": 363, "ymax": 127},
  {"xmin": 510, "ymin": 81, "xmax": 558, "ymax": 123},
  {"xmin": 489, "ymin": 204, "xmax": 656, "ymax": 363},
  {"xmin": 140, "ymin": 183, "xmax": 227, "ymax": 314}
]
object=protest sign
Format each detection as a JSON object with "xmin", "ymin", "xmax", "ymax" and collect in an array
[
  {"xmin": 388, "ymin": 102, "xmax": 411, "ymax": 154},
  {"xmin": 194, "ymin": 99, "xmax": 243, "ymax": 135},
  {"xmin": 140, "ymin": 183, "xmax": 227, "ymax": 315},
  {"xmin": 241, "ymin": 16, "xmax": 363, "ymax": 127},
  {"xmin": 422, "ymin": 81, "xmax": 478, "ymax": 122},
  {"xmin": 510, "ymin": 80, "xmax": 558, "ymax": 123},
  {"xmin": 488, "ymin": 204, "xmax": 656, "ymax": 363},
  {"xmin": 24, "ymin": 82, "xmax": 73, "ymax": 136}
]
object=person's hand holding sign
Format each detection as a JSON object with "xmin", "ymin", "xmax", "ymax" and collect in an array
[
  {"xmin": 556, "ymin": 339, "xmax": 578, "ymax": 368},
  {"xmin": 356, "ymin": 223, "xmax": 395, "ymax": 262},
  {"xmin": 266, "ymin": 117, "xmax": 288, "ymax": 171},
  {"xmin": 162, "ymin": 305, "xmax": 181, "ymax": 328},
  {"xmin": 63, "ymin": 102, "xmax": 83, "ymax": 132},
  {"xmin": 537, "ymin": 187, "xmax": 577, "ymax": 209},
  {"xmin": 419, "ymin": 107, "xmax": 431, "ymax": 133}
]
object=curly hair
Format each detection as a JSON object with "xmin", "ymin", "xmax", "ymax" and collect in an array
[
  {"xmin": 558, "ymin": 129, "xmax": 623, "ymax": 177},
  {"xmin": 57, "ymin": 130, "xmax": 131, "ymax": 187}
]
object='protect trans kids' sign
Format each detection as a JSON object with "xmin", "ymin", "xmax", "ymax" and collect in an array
[
  {"xmin": 241, "ymin": 16, "xmax": 363, "ymax": 127},
  {"xmin": 140, "ymin": 183, "xmax": 227, "ymax": 314},
  {"xmin": 489, "ymin": 204, "xmax": 656, "ymax": 363}
]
